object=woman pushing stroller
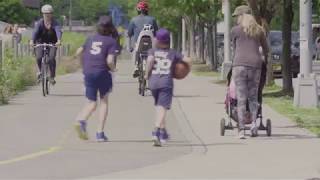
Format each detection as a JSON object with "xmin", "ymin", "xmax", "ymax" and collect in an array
[{"xmin": 230, "ymin": 6, "xmax": 269, "ymax": 139}]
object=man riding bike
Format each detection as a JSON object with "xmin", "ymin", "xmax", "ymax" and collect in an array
[
  {"xmin": 30, "ymin": 4, "xmax": 62, "ymax": 85},
  {"xmin": 128, "ymin": 1, "xmax": 158, "ymax": 78}
]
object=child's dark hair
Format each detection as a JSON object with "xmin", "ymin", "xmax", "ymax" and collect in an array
[{"xmin": 97, "ymin": 25, "xmax": 114, "ymax": 36}]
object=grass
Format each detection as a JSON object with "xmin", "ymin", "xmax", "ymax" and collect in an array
[
  {"xmin": 0, "ymin": 32, "xmax": 86, "ymax": 104},
  {"xmin": 192, "ymin": 63, "xmax": 220, "ymax": 77},
  {"xmin": 56, "ymin": 32, "xmax": 86, "ymax": 75},
  {"xmin": 57, "ymin": 56, "xmax": 81, "ymax": 75},
  {"xmin": 62, "ymin": 32, "xmax": 86, "ymax": 55},
  {"xmin": 263, "ymin": 84, "xmax": 320, "ymax": 137},
  {"xmin": 0, "ymin": 50, "xmax": 36, "ymax": 104}
]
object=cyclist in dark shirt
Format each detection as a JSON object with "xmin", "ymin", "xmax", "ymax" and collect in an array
[{"xmin": 30, "ymin": 4, "xmax": 62, "ymax": 85}]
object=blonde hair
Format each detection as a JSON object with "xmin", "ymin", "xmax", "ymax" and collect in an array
[{"xmin": 238, "ymin": 14, "xmax": 265, "ymax": 38}]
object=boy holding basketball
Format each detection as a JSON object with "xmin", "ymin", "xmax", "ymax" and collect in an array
[{"xmin": 145, "ymin": 28, "xmax": 190, "ymax": 146}]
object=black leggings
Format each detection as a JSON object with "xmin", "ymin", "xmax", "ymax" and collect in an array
[{"xmin": 35, "ymin": 46, "xmax": 57, "ymax": 78}]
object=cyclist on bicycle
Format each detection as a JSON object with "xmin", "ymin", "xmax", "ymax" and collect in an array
[
  {"xmin": 30, "ymin": 4, "xmax": 62, "ymax": 85},
  {"xmin": 128, "ymin": 1, "xmax": 158, "ymax": 78}
]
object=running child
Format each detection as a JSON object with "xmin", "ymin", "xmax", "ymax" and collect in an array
[{"xmin": 73, "ymin": 15, "xmax": 117, "ymax": 142}]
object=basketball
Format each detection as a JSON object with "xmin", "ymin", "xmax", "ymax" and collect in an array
[{"xmin": 173, "ymin": 61, "xmax": 190, "ymax": 80}]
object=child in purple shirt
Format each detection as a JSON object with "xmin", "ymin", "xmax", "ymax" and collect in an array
[
  {"xmin": 145, "ymin": 28, "xmax": 185, "ymax": 146},
  {"xmin": 73, "ymin": 16, "xmax": 117, "ymax": 142}
]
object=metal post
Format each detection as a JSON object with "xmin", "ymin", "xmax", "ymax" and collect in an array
[
  {"xmin": 294, "ymin": 0, "xmax": 319, "ymax": 108},
  {"xmin": 221, "ymin": 0, "xmax": 232, "ymax": 80},
  {"xmin": 0, "ymin": 40, "xmax": 2, "ymax": 70},
  {"xmin": 170, "ymin": 33, "xmax": 174, "ymax": 49},
  {"xmin": 27, "ymin": 44, "xmax": 31, "ymax": 56},
  {"xmin": 67, "ymin": 44, "xmax": 71, "ymax": 55},
  {"xmin": 19, "ymin": 44, "xmax": 23, "ymax": 58},
  {"xmin": 182, "ymin": 17, "xmax": 186, "ymax": 55},
  {"xmin": 13, "ymin": 36, "xmax": 18, "ymax": 60}
]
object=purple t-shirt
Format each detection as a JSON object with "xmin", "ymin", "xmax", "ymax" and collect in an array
[
  {"xmin": 148, "ymin": 48, "xmax": 183, "ymax": 89},
  {"xmin": 82, "ymin": 34, "xmax": 117, "ymax": 74}
]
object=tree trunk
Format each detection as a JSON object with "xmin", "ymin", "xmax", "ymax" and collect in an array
[
  {"xmin": 282, "ymin": 0, "xmax": 293, "ymax": 94},
  {"xmin": 207, "ymin": 25, "xmax": 214, "ymax": 70},
  {"xmin": 212, "ymin": 20, "xmax": 218, "ymax": 70},
  {"xmin": 177, "ymin": 18, "xmax": 182, "ymax": 52},
  {"xmin": 200, "ymin": 22, "xmax": 205, "ymax": 63},
  {"xmin": 189, "ymin": 17, "xmax": 196, "ymax": 59},
  {"xmin": 247, "ymin": 0, "xmax": 275, "ymax": 85}
]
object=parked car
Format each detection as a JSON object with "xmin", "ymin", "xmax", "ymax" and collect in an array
[{"xmin": 269, "ymin": 31, "xmax": 301, "ymax": 78}]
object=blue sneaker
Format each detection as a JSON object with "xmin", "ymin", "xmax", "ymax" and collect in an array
[
  {"xmin": 152, "ymin": 128, "xmax": 161, "ymax": 147},
  {"xmin": 96, "ymin": 132, "xmax": 108, "ymax": 142},
  {"xmin": 74, "ymin": 120, "xmax": 88, "ymax": 140},
  {"xmin": 159, "ymin": 128, "xmax": 170, "ymax": 143}
]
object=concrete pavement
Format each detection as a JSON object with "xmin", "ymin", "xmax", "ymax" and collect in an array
[
  {"xmin": 0, "ymin": 58, "xmax": 319, "ymax": 179},
  {"xmin": 0, "ymin": 59, "xmax": 190, "ymax": 179}
]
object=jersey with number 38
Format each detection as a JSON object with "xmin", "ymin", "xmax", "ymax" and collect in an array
[
  {"xmin": 148, "ymin": 48, "xmax": 183, "ymax": 90},
  {"xmin": 82, "ymin": 34, "xmax": 117, "ymax": 74}
]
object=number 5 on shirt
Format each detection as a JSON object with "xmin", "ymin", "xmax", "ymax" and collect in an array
[{"xmin": 90, "ymin": 42, "xmax": 102, "ymax": 55}]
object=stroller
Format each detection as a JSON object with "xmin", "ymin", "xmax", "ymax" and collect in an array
[{"xmin": 220, "ymin": 62, "xmax": 272, "ymax": 136}]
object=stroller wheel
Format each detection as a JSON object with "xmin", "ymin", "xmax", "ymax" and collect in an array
[
  {"xmin": 266, "ymin": 119, "xmax": 272, "ymax": 136},
  {"xmin": 220, "ymin": 118, "xmax": 226, "ymax": 136}
]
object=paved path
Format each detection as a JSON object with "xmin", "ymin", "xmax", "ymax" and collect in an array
[{"xmin": 0, "ymin": 58, "xmax": 319, "ymax": 179}]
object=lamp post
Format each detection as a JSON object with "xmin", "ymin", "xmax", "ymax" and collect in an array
[
  {"xmin": 221, "ymin": 0, "xmax": 232, "ymax": 80},
  {"xmin": 293, "ymin": 0, "xmax": 319, "ymax": 108}
]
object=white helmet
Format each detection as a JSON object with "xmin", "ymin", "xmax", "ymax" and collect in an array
[{"xmin": 41, "ymin": 4, "xmax": 53, "ymax": 14}]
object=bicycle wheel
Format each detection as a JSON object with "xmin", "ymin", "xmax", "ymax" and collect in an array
[
  {"xmin": 41, "ymin": 61, "xmax": 47, "ymax": 97},
  {"xmin": 138, "ymin": 61, "xmax": 143, "ymax": 95},
  {"xmin": 45, "ymin": 65, "xmax": 50, "ymax": 95},
  {"xmin": 141, "ymin": 70, "xmax": 146, "ymax": 96}
]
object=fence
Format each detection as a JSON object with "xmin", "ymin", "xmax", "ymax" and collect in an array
[{"xmin": 0, "ymin": 36, "xmax": 71, "ymax": 70}]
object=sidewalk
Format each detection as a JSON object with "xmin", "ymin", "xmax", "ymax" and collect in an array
[
  {"xmin": 98, "ymin": 72, "xmax": 320, "ymax": 179},
  {"xmin": 0, "ymin": 58, "xmax": 319, "ymax": 179}
]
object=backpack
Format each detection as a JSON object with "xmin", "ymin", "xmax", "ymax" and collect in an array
[{"xmin": 135, "ymin": 24, "xmax": 155, "ymax": 54}]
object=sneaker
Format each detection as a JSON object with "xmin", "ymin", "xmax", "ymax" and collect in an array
[
  {"xmin": 250, "ymin": 127, "xmax": 258, "ymax": 137},
  {"xmin": 96, "ymin": 132, "xmax": 108, "ymax": 142},
  {"xmin": 37, "ymin": 72, "xmax": 41, "ymax": 83},
  {"xmin": 50, "ymin": 78, "xmax": 56, "ymax": 85},
  {"xmin": 133, "ymin": 70, "xmax": 140, "ymax": 78},
  {"xmin": 74, "ymin": 120, "xmax": 88, "ymax": 140},
  {"xmin": 152, "ymin": 128, "xmax": 161, "ymax": 147},
  {"xmin": 238, "ymin": 130, "xmax": 246, "ymax": 139},
  {"xmin": 159, "ymin": 128, "xmax": 170, "ymax": 143}
]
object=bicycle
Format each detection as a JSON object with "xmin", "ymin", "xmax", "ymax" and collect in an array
[{"xmin": 33, "ymin": 43, "xmax": 57, "ymax": 97}]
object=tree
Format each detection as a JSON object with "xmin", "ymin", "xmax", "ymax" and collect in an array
[
  {"xmin": 247, "ymin": 0, "xmax": 281, "ymax": 85},
  {"xmin": 281, "ymin": 0, "xmax": 294, "ymax": 95},
  {"xmin": 0, "ymin": 0, "xmax": 38, "ymax": 25}
]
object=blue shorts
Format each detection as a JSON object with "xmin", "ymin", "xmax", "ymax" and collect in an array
[
  {"xmin": 151, "ymin": 88, "xmax": 173, "ymax": 110},
  {"xmin": 84, "ymin": 71, "xmax": 112, "ymax": 101}
]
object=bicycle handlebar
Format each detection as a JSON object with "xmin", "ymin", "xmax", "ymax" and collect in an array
[{"xmin": 33, "ymin": 43, "xmax": 58, "ymax": 48}]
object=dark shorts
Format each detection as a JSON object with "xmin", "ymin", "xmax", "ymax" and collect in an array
[
  {"xmin": 84, "ymin": 71, "xmax": 112, "ymax": 101},
  {"xmin": 151, "ymin": 88, "xmax": 173, "ymax": 110}
]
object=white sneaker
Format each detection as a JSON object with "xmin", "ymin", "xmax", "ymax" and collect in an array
[
  {"xmin": 250, "ymin": 127, "xmax": 258, "ymax": 137},
  {"xmin": 238, "ymin": 130, "xmax": 246, "ymax": 139}
]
